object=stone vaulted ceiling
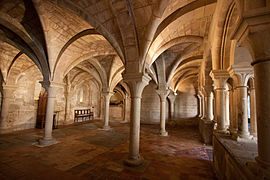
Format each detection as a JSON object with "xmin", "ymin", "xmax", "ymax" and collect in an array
[{"xmin": 0, "ymin": 0, "xmax": 218, "ymax": 93}]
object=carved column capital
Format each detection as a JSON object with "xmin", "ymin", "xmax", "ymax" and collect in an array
[
  {"xmin": 123, "ymin": 73, "xmax": 151, "ymax": 98},
  {"xmin": 228, "ymin": 65, "xmax": 253, "ymax": 87},
  {"xmin": 210, "ymin": 70, "xmax": 230, "ymax": 90}
]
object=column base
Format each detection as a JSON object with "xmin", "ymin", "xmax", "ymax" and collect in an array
[
  {"xmin": 102, "ymin": 125, "xmax": 111, "ymax": 130},
  {"xmin": 214, "ymin": 129, "xmax": 229, "ymax": 134},
  {"xmin": 35, "ymin": 137, "xmax": 59, "ymax": 147},
  {"xmin": 120, "ymin": 120, "xmax": 128, "ymax": 124},
  {"xmin": 124, "ymin": 155, "xmax": 144, "ymax": 167},
  {"xmin": 159, "ymin": 131, "xmax": 168, "ymax": 136},
  {"xmin": 237, "ymin": 132, "xmax": 252, "ymax": 140}
]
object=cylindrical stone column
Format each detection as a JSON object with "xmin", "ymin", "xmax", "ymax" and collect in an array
[
  {"xmin": 39, "ymin": 83, "xmax": 58, "ymax": 146},
  {"xmin": 102, "ymin": 92, "xmax": 113, "ymax": 130},
  {"xmin": 64, "ymin": 84, "xmax": 71, "ymax": 124},
  {"xmin": 168, "ymin": 92, "xmax": 176, "ymax": 120},
  {"xmin": 229, "ymin": 88, "xmax": 237, "ymax": 136},
  {"xmin": 206, "ymin": 93, "xmax": 214, "ymax": 121},
  {"xmin": 236, "ymin": 85, "xmax": 250, "ymax": 139},
  {"xmin": 249, "ymin": 78, "xmax": 257, "ymax": 137},
  {"xmin": 253, "ymin": 60, "xmax": 270, "ymax": 168},
  {"xmin": 201, "ymin": 94, "xmax": 205, "ymax": 119},
  {"xmin": 122, "ymin": 93, "xmax": 129, "ymax": 123},
  {"xmin": 211, "ymin": 74, "xmax": 229, "ymax": 133},
  {"xmin": 197, "ymin": 95, "xmax": 202, "ymax": 118},
  {"xmin": 157, "ymin": 90, "xmax": 169, "ymax": 136},
  {"xmin": 225, "ymin": 89, "xmax": 230, "ymax": 128},
  {"xmin": 123, "ymin": 74, "xmax": 150, "ymax": 167}
]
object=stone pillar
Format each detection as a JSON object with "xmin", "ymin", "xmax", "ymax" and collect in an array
[
  {"xmin": 210, "ymin": 70, "xmax": 229, "ymax": 133},
  {"xmin": 229, "ymin": 88, "xmax": 237, "ymax": 136},
  {"xmin": 122, "ymin": 93, "xmax": 130, "ymax": 123},
  {"xmin": 102, "ymin": 91, "xmax": 113, "ymax": 130},
  {"xmin": 206, "ymin": 92, "xmax": 214, "ymax": 121},
  {"xmin": 253, "ymin": 60, "xmax": 270, "ymax": 169},
  {"xmin": 197, "ymin": 94, "xmax": 202, "ymax": 118},
  {"xmin": 225, "ymin": 89, "xmax": 230, "ymax": 128},
  {"xmin": 156, "ymin": 89, "xmax": 170, "ymax": 136},
  {"xmin": 229, "ymin": 67, "xmax": 252, "ymax": 139},
  {"xmin": 123, "ymin": 73, "xmax": 151, "ymax": 166},
  {"xmin": 231, "ymin": 6, "xmax": 270, "ymax": 170},
  {"xmin": 249, "ymin": 78, "xmax": 257, "ymax": 138},
  {"xmin": 39, "ymin": 81, "xmax": 59, "ymax": 146},
  {"xmin": 199, "ymin": 91, "xmax": 205, "ymax": 119},
  {"xmin": 64, "ymin": 83, "xmax": 71, "ymax": 124},
  {"xmin": 0, "ymin": 85, "xmax": 17, "ymax": 133},
  {"xmin": 168, "ymin": 92, "xmax": 176, "ymax": 120}
]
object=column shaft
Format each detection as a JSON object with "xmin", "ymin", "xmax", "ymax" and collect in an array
[
  {"xmin": 123, "ymin": 74, "xmax": 150, "ymax": 166},
  {"xmin": 215, "ymin": 88, "xmax": 227, "ymax": 132},
  {"xmin": 206, "ymin": 94, "xmax": 213, "ymax": 121},
  {"xmin": 236, "ymin": 86, "xmax": 250, "ymax": 139},
  {"xmin": 102, "ymin": 92, "xmax": 113, "ymax": 130},
  {"xmin": 225, "ymin": 90, "xmax": 230, "ymax": 128},
  {"xmin": 157, "ymin": 91, "xmax": 169, "ymax": 136},
  {"xmin": 254, "ymin": 61, "xmax": 270, "ymax": 167},
  {"xmin": 250, "ymin": 87, "xmax": 257, "ymax": 137},
  {"xmin": 39, "ymin": 84, "xmax": 58, "ymax": 146}
]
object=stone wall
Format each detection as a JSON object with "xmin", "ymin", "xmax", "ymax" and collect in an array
[
  {"xmin": 69, "ymin": 80, "xmax": 101, "ymax": 123},
  {"xmin": 174, "ymin": 92, "xmax": 198, "ymax": 125},
  {"xmin": 1, "ymin": 79, "xmax": 40, "ymax": 133},
  {"xmin": 141, "ymin": 82, "xmax": 169, "ymax": 124}
]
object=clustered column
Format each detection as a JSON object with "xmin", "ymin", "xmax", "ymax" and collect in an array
[
  {"xmin": 123, "ymin": 74, "xmax": 151, "ymax": 166},
  {"xmin": 156, "ymin": 89, "xmax": 170, "ymax": 136}
]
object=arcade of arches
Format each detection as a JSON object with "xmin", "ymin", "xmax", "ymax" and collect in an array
[{"xmin": 0, "ymin": 0, "xmax": 270, "ymax": 179}]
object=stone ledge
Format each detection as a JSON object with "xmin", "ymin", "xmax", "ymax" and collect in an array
[{"xmin": 212, "ymin": 133, "xmax": 267, "ymax": 180}]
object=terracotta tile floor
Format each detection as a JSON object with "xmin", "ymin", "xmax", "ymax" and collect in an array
[{"xmin": 0, "ymin": 121, "xmax": 216, "ymax": 180}]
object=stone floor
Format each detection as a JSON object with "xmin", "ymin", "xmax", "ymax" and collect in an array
[{"xmin": 0, "ymin": 121, "xmax": 216, "ymax": 180}]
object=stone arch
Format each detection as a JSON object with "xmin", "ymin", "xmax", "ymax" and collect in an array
[
  {"xmin": 52, "ymin": 29, "xmax": 100, "ymax": 80},
  {"xmin": 51, "ymin": 0, "xmax": 124, "ymax": 63},
  {"xmin": 56, "ymin": 54, "xmax": 111, "ymax": 88},
  {"xmin": 209, "ymin": 0, "xmax": 235, "ymax": 70},
  {"xmin": 147, "ymin": 35, "xmax": 203, "ymax": 67}
]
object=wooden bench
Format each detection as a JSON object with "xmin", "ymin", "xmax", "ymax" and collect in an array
[{"xmin": 74, "ymin": 109, "xmax": 93, "ymax": 122}]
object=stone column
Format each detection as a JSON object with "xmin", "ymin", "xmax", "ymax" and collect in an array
[
  {"xmin": 123, "ymin": 73, "xmax": 151, "ymax": 166},
  {"xmin": 225, "ymin": 89, "xmax": 230, "ymax": 128},
  {"xmin": 102, "ymin": 91, "xmax": 113, "ymax": 130},
  {"xmin": 168, "ymin": 91, "xmax": 176, "ymax": 120},
  {"xmin": 197, "ymin": 94, "xmax": 202, "ymax": 118},
  {"xmin": 206, "ymin": 92, "xmax": 214, "ymax": 121},
  {"xmin": 156, "ymin": 89, "xmax": 170, "ymax": 136},
  {"xmin": 210, "ymin": 70, "xmax": 229, "ymax": 133},
  {"xmin": 229, "ymin": 67, "xmax": 252, "ymax": 139},
  {"xmin": 122, "ymin": 93, "xmax": 130, "ymax": 123},
  {"xmin": 231, "ymin": 7, "xmax": 270, "ymax": 170},
  {"xmin": 0, "ymin": 85, "xmax": 17, "ymax": 133},
  {"xmin": 39, "ymin": 81, "xmax": 59, "ymax": 146},
  {"xmin": 64, "ymin": 83, "xmax": 71, "ymax": 124},
  {"xmin": 199, "ymin": 91, "xmax": 205, "ymax": 119},
  {"xmin": 228, "ymin": 88, "xmax": 237, "ymax": 136},
  {"xmin": 249, "ymin": 78, "xmax": 257, "ymax": 138}
]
